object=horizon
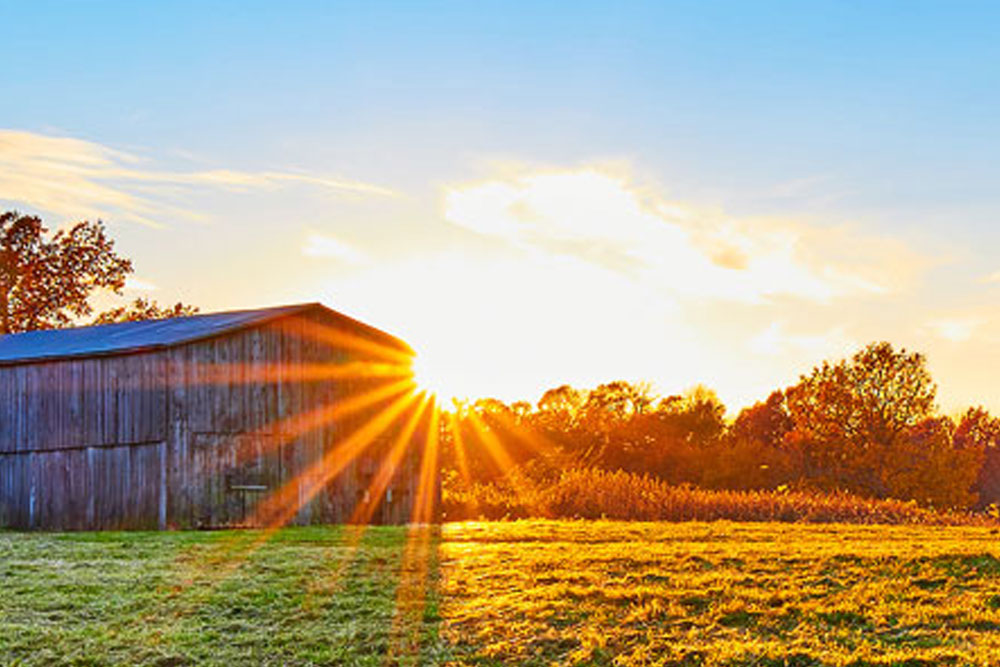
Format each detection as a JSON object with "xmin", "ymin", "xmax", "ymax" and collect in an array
[{"xmin": 3, "ymin": 1, "xmax": 1000, "ymax": 415}]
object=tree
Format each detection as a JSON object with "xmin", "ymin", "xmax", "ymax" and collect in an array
[
  {"xmin": 884, "ymin": 416, "xmax": 982, "ymax": 509},
  {"xmin": 730, "ymin": 390, "xmax": 793, "ymax": 449},
  {"xmin": 782, "ymin": 341, "xmax": 979, "ymax": 507},
  {"xmin": 0, "ymin": 210, "xmax": 198, "ymax": 332},
  {"xmin": 92, "ymin": 297, "xmax": 200, "ymax": 324},
  {"xmin": 0, "ymin": 211, "xmax": 133, "ymax": 333},
  {"xmin": 954, "ymin": 407, "xmax": 1000, "ymax": 508}
]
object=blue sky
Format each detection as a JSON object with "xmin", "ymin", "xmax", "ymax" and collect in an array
[{"xmin": 2, "ymin": 1, "xmax": 1000, "ymax": 410}]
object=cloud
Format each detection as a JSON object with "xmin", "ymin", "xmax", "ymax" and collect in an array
[
  {"xmin": 123, "ymin": 276, "xmax": 159, "ymax": 291},
  {"xmin": 0, "ymin": 129, "xmax": 396, "ymax": 228},
  {"xmin": 302, "ymin": 232, "xmax": 368, "ymax": 264},
  {"xmin": 748, "ymin": 321, "xmax": 856, "ymax": 358},
  {"xmin": 982, "ymin": 271, "xmax": 1000, "ymax": 284},
  {"xmin": 927, "ymin": 318, "xmax": 980, "ymax": 343},
  {"xmin": 443, "ymin": 166, "xmax": 929, "ymax": 304}
]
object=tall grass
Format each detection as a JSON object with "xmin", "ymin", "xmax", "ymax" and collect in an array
[{"xmin": 443, "ymin": 468, "xmax": 991, "ymax": 525}]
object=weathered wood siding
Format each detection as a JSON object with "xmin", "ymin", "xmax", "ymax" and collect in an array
[
  {"xmin": 0, "ymin": 307, "xmax": 422, "ymax": 530},
  {"xmin": 0, "ymin": 353, "xmax": 167, "ymax": 529}
]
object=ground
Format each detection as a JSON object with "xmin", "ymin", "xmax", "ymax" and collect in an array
[{"xmin": 4, "ymin": 521, "xmax": 1000, "ymax": 665}]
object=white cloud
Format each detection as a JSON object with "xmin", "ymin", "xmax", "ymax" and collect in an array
[
  {"xmin": 926, "ymin": 318, "xmax": 981, "ymax": 343},
  {"xmin": 302, "ymin": 232, "xmax": 368, "ymax": 264},
  {"xmin": 982, "ymin": 271, "xmax": 1000, "ymax": 284},
  {"xmin": 0, "ymin": 129, "xmax": 396, "ymax": 228},
  {"xmin": 124, "ymin": 276, "xmax": 159, "ymax": 291},
  {"xmin": 443, "ymin": 166, "xmax": 927, "ymax": 305},
  {"xmin": 748, "ymin": 321, "xmax": 856, "ymax": 358}
]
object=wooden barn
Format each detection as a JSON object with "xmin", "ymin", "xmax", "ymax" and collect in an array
[{"xmin": 0, "ymin": 303, "xmax": 432, "ymax": 530}]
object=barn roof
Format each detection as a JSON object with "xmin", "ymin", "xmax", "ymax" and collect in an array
[{"xmin": 0, "ymin": 302, "xmax": 412, "ymax": 365}]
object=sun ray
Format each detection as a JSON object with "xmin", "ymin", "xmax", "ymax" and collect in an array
[
  {"xmin": 178, "ymin": 360, "xmax": 411, "ymax": 387},
  {"xmin": 298, "ymin": 395, "xmax": 432, "ymax": 613},
  {"xmin": 483, "ymin": 407, "xmax": 559, "ymax": 459},
  {"xmin": 412, "ymin": 401, "xmax": 441, "ymax": 525},
  {"xmin": 445, "ymin": 411, "xmax": 472, "ymax": 486},
  {"xmin": 386, "ymin": 400, "xmax": 442, "ymax": 664},
  {"xmin": 251, "ymin": 389, "xmax": 422, "ymax": 531},
  {"xmin": 229, "ymin": 375, "xmax": 416, "ymax": 465},
  {"xmin": 282, "ymin": 316, "xmax": 414, "ymax": 366},
  {"xmin": 348, "ymin": 393, "xmax": 431, "ymax": 526},
  {"xmin": 163, "ymin": 388, "xmax": 423, "ymax": 602},
  {"xmin": 464, "ymin": 408, "xmax": 518, "ymax": 478}
]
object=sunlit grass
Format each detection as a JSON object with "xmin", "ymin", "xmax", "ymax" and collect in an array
[
  {"xmin": 0, "ymin": 526, "xmax": 445, "ymax": 666},
  {"xmin": 7, "ymin": 521, "xmax": 1000, "ymax": 665},
  {"xmin": 440, "ymin": 520, "xmax": 1000, "ymax": 666}
]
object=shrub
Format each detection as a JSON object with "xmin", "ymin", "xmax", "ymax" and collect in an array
[{"xmin": 442, "ymin": 468, "xmax": 990, "ymax": 525}]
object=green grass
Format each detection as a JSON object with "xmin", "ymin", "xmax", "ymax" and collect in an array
[
  {"xmin": 7, "ymin": 521, "xmax": 1000, "ymax": 665},
  {"xmin": 0, "ymin": 526, "xmax": 445, "ymax": 666}
]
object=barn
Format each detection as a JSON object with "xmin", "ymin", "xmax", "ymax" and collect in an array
[{"xmin": 0, "ymin": 302, "xmax": 432, "ymax": 530}]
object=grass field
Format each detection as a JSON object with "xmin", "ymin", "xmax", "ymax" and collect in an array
[
  {"xmin": 0, "ymin": 526, "xmax": 445, "ymax": 666},
  {"xmin": 5, "ymin": 521, "xmax": 1000, "ymax": 666}
]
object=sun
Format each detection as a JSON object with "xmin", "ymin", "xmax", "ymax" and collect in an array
[{"xmin": 411, "ymin": 352, "xmax": 465, "ymax": 409}]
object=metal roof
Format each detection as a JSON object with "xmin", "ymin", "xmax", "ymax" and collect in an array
[{"xmin": 0, "ymin": 302, "xmax": 410, "ymax": 365}]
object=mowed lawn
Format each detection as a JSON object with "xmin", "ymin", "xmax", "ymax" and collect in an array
[
  {"xmin": 0, "ymin": 526, "xmax": 446, "ymax": 666},
  {"xmin": 5, "ymin": 522, "xmax": 1000, "ymax": 666}
]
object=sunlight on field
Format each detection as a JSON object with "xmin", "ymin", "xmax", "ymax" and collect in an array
[
  {"xmin": 440, "ymin": 521, "xmax": 1000, "ymax": 666},
  {"xmin": 5, "ymin": 522, "xmax": 1000, "ymax": 665}
]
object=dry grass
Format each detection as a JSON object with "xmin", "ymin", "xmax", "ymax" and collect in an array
[
  {"xmin": 444, "ymin": 469, "xmax": 989, "ymax": 525},
  {"xmin": 440, "ymin": 520, "xmax": 1000, "ymax": 666}
]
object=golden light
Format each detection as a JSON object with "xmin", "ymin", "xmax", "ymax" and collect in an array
[{"xmin": 411, "ymin": 352, "xmax": 465, "ymax": 407}]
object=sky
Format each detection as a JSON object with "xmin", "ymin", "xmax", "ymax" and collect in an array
[{"xmin": 2, "ymin": 1, "xmax": 1000, "ymax": 413}]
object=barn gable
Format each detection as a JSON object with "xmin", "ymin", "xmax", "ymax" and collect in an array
[{"xmin": 0, "ymin": 303, "xmax": 425, "ymax": 530}]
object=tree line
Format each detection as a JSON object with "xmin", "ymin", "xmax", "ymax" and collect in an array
[{"xmin": 440, "ymin": 342, "xmax": 999, "ymax": 511}]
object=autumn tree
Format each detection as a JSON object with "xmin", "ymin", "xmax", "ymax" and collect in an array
[
  {"xmin": 783, "ymin": 341, "xmax": 979, "ymax": 507},
  {"xmin": 0, "ymin": 211, "xmax": 133, "ymax": 333},
  {"xmin": 0, "ymin": 210, "xmax": 199, "ymax": 332},
  {"xmin": 706, "ymin": 390, "xmax": 797, "ymax": 491},
  {"xmin": 885, "ymin": 415, "xmax": 982, "ymax": 509},
  {"xmin": 954, "ymin": 407, "xmax": 1000, "ymax": 508},
  {"xmin": 93, "ymin": 297, "xmax": 200, "ymax": 324},
  {"xmin": 729, "ymin": 390, "xmax": 793, "ymax": 448}
]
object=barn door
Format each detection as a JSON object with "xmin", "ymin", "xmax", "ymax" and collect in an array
[{"xmin": 191, "ymin": 433, "xmax": 280, "ymax": 528}]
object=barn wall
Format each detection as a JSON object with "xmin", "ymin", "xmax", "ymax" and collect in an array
[
  {"xmin": 165, "ymin": 310, "xmax": 422, "ymax": 529},
  {"xmin": 0, "ymin": 307, "xmax": 422, "ymax": 530},
  {"xmin": 0, "ymin": 353, "xmax": 167, "ymax": 529}
]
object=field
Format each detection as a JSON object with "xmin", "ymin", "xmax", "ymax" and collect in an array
[{"xmin": 5, "ymin": 522, "xmax": 1000, "ymax": 666}]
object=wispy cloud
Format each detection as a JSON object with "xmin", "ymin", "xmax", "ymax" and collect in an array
[
  {"xmin": 981, "ymin": 271, "xmax": 1000, "ymax": 284},
  {"xmin": 926, "ymin": 318, "xmax": 981, "ymax": 343},
  {"xmin": 748, "ymin": 321, "xmax": 855, "ymax": 358},
  {"xmin": 0, "ymin": 129, "xmax": 396, "ymax": 228},
  {"xmin": 123, "ymin": 276, "xmax": 159, "ymax": 291},
  {"xmin": 443, "ymin": 166, "xmax": 929, "ymax": 304},
  {"xmin": 301, "ymin": 231, "xmax": 368, "ymax": 265}
]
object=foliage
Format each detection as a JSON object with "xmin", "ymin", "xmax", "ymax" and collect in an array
[
  {"xmin": 783, "ymin": 342, "xmax": 952, "ymax": 500},
  {"xmin": 441, "ymin": 342, "xmax": 988, "ymax": 512},
  {"xmin": 0, "ymin": 210, "xmax": 132, "ymax": 333},
  {"xmin": 955, "ymin": 407, "xmax": 1000, "ymax": 509},
  {"xmin": 0, "ymin": 210, "xmax": 198, "ymax": 332},
  {"xmin": 92, "ymin": 296, "xmax": 200, "ymax": 324}
]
